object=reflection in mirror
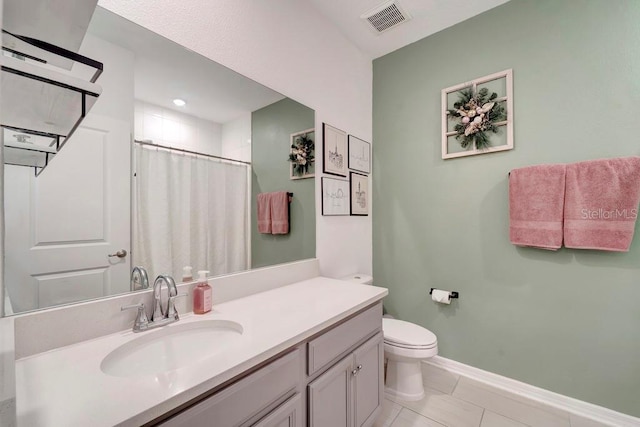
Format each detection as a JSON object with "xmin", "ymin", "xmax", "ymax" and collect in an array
[
  {"xmin": 252, "ymin": 101, "xmax": 315, "ymax": 268},
  {"xmin": 3, "ymin": 7, "xmax": 315, "ymax": 316}
]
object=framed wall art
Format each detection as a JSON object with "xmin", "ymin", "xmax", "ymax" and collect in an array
[
  {"xmin": 441, "ymin": 69, "xmax": 513, "ymax": 159},
  {"xmin": 323, "ymin": 123, "xmax": 347, "ymax": 176},
  {"xmin": 350, "ymin": 172, "xmax": 368, "ymax": 216},
  {"xmin": 321, "ymin": 176, "xmax": 350, "ymax": 216},
  {"xmin": 348, "ymin": 135, "xmax": 370, "ymax": 174},
  {"xmin": 289, "ymin": 128, "xmax": 315, "ymax": 180}
]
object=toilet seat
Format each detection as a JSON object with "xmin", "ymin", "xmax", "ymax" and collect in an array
[
  {"xmin": 384, "ymin": 340, "xmax": 437, "ymax": 350},
  {"xmin": 383, "ymin": 318, "xmax": 437, "ymax": 349}
]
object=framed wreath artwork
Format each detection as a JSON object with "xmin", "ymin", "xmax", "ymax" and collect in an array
[
  {"xmin": 289, "ymin": 128, "xmax": 315, "ymax": 180},
  {"xmin": 441, "ymin": 69, "xmax": 513, "ymax": 159}
]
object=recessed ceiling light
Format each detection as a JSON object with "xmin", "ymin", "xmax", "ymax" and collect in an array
[{"xmin": 173, "ymin": 99, "xmax": 186, "ymax": 107}]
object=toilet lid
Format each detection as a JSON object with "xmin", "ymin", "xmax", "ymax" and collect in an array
[{"xmin": 383, "ymin": 318, "xmax": 437, "ymax": 348}]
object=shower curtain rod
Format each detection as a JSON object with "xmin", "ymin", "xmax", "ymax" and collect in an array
[{"xmin": 134, "ymin": 139, "xmax": 252, "ymax": 165}]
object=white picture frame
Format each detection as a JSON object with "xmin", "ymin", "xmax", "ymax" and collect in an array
[
  {"xmin": 350, "ymin": 172, "xmax": 368, "ymax": 216},
  {"xmin": 289, "ymin": 128, "xmax": 315, "ymax": 180},
  {"xmin": 348, "ymin": 135, "xmax": 370, "ymax": 174},
  {"xmin": 321, "ymin": 177, "xmax": 350, "ymax": 216},
  {"xmin": 441, "ymin": 69, "xmax": 514, "ymax": 160},
  {"xmin": 323, "ymin": 123, "xmax": 347, "ymax": 177}
]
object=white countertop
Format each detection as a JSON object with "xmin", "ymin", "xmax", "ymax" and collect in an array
[{"xmin": 16, "ymin": 277, "xmax": 387, "ymax": 426}]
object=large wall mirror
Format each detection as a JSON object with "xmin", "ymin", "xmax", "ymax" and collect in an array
[{"xmin": 2, "ymin": 6, "xmax": 316, "ymax": 316}]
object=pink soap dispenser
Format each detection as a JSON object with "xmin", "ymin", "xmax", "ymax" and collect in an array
[{"xmin": 193, "ymin": 270, "xmax": 212, "ymax": 314}]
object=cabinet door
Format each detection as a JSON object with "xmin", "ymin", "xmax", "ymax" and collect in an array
[
  {"xmin": 308, "ymin": 355, "xmax": 354, "ymax": 427},
  {"xmin": 353, "ymin": 332, "xmax": 384, "ymax": 427},
  {"xmin": 253, "ymin": 394, "xmax": 302, "ymax": 427}
]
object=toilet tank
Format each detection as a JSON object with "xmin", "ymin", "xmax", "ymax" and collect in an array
[
  {"xmin": 341, "ymin": 273, "xmax": 392, "ymax": 317},
  {"xmin": 339, "ymin": 274, "xmax": 373, "ymax": 285}
]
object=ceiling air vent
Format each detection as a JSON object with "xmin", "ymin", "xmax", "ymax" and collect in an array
[{"xmin": 361, "ymin": 1, "xmax": 411, "ymax": 34}]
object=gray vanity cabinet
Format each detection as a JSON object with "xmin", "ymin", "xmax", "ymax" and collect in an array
[
  {"xmin": 153, "ymin": 303, "xmax": 383, "ymax": 427},
  {"xmin": 253, "ymin": 394, "xmax": 303, "ymax": 427},
  {"xmin": 307, "ymin": 354, "xmax": 353, "ymax": 426},
  {"xmin": 353, "ymin": 333, "xmax": 384, "ymax": 427},
  {"xmin": 158, "ymin": 349, "xmax": 302, "ymax": 427},
  {"xmin": 308, "ymin": 332, "xmax": 384, "ymax": 427}
]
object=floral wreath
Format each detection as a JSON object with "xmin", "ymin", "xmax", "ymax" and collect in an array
[
  {"xmin": 289, "ymin": 133, "xmax": 314, "ymax": 176},
  {"xmin": 447, "ymin": 87, "xmax": 506, "ymax": 150}
]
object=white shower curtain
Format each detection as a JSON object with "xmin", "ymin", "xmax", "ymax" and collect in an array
[{"xmin": 134, "ymin": 145, "xmax": 249, "ymax": 280}]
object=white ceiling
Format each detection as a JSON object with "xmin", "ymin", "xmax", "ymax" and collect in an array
[
  {"xmin": 86, "ymin": 7, "xmax": 285, "ymax": 124},
  {"xmin": 83, "ymin": 1, "xmax": 510, "ymax": 123},
  {"xmin": 307, "ymin": 0, "xmax": 511, "ymax": 59},
  {"xmin": 3, "ymin": 0, "xmax": 98, "ymax": 70}
]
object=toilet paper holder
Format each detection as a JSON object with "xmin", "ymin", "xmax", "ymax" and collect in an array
[{"xmin": 429, "ymin": 288, "xmax": 459, "ymax": 299}]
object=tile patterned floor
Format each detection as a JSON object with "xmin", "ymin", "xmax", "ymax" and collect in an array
[{"xmin": 374, "ymin": 363, "xmax": 613, "ymax": 427}]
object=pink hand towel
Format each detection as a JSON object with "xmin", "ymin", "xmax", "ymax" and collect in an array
[
  {"xmin": 271, "ymin": 191, "xmax": 290, "ymax": 234},
  {"xmin": 257, "ymin": 193, "xmax": 272, "ymax": 234},
  {"xmin": 564, "ymin": 157, "xmax": 640, "ymax": 251},
  {"xmin": 509, "ymin": 164, "xmax": 566, "ymax": 250}
]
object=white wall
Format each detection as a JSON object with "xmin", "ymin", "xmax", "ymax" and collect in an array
[
  {"xmin": 4, "ymin": 166, "xmax": 31, "ymax": 311},
  {"xmin": 97, "ymin": 0, "xmax": 373, "ymax": 278},
  {"xmin": 0, "ymin": 316, "xmax": 15, "ymax": 427},
  {"xmin": 80, "ymin": 33, "xmax": 135, "ymax": 123},
  {"xmin": 221, "ymin": 113, "xmax": 251, "ymax": 163},
  {"xmin": 0, "ymin": 1, "xmax": 16, "ymax": 423},
  {"xmin": 134, "ymin": 100, "xmax": 223, "ymax": 157}
]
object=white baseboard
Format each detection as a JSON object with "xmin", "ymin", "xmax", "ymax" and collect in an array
[{"xmin": 424, "ymin": 356, "xmax": 640, "ymax": 427}]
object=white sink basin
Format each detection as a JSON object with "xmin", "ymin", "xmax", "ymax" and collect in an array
[{"xmin": 100, "ymin": 320, "xmax": 244, "ymax": 378}]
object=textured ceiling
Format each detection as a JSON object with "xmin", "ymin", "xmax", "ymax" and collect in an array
[
  {"xmin": 85, "ymin": 1, "xmax": 512, "ymax": 123},
  {"xmin": 306, "ymin": 0, "xmax": 511, "ymax": 58},
  {"xmin": 87, "ymin": 7, "xmax": 284, "ymax": 124}
]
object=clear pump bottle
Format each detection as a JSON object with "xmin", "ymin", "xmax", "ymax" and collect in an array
[{"xmin": 182, "ymin": 266, "xmax": 193, "ymax": 283}]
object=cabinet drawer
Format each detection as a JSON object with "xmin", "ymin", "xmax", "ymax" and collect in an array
[
  {"xmin": 253, "ymin": 393, "xmax": 303, "ymax": 427},
  {"xmin": 307, "ymin": 303, "xmax": 381, "ymax": 376},
  {"xmin": 160, "ymin": 349, "xmax": 301, "ymax": 427}
]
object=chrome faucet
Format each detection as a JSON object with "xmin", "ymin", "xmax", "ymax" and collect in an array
[
  {"xmin": 130, "ymin": 266, "xmax": 150, "ymax": 291},
  {"xmin": 152, "ymin": 275, "xmax": 178, "ymax": 321},
  {"xmin": 121, "ymin": 274, "xmax": 187, "ymax": 332}
]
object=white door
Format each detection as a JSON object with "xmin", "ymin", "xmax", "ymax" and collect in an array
[{"xmin": 4, "ymin": 114, "xmax": 131, "ymax": 312}]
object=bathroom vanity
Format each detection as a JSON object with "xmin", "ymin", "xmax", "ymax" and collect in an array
[
  {"xmin": 15, "ymin": 277, "xmax": 387, "ymax": 426},
  {"xmin": 159, "ymin": 303, "xmax": 383, "ymax": 427}
]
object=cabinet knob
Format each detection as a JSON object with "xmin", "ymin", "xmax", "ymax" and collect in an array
[
  {"xmin": 351, "ymin": 369, "xmax": 358, "ymax": 376},
  {"xmin": 357, "ymin": 364, "xmax": 363, "ymax": 371}
]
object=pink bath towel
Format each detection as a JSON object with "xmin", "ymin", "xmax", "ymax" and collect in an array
[
  {"xmin": 564, "ymin": 157, "xmax": 640, "ymax": 251},
  {"xmin": 257, "ymin": 193, "xmax": 272, "ymax": 234},
  {"xmin": 271, "ymin": 191, "xmax": 290, "ymax": 234},
  {"xmin": 509, "ymin": 164, "xmax": 567, "ymax": 250}
]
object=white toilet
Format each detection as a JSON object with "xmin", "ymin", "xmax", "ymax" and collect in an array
[{"xmin": 340, "ymin": 274, "xmax": 438, "ymax": 401}]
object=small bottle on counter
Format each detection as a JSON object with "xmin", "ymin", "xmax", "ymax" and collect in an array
[
  {"xmin": 182, "ymin": 266, "xmax": 193, "ymax": 283},
  {"xmin": 193, "ymin": 270, "xmax": 212, "ymax": 314}
]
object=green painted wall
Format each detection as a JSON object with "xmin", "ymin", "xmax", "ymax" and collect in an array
[
  {"xmin": 251, "ymin": 98, "xmax": 315, "ymax": 268},
  {"xmin": 373, "ymin": 0, "xmax": 640, "ymax": 416}
]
